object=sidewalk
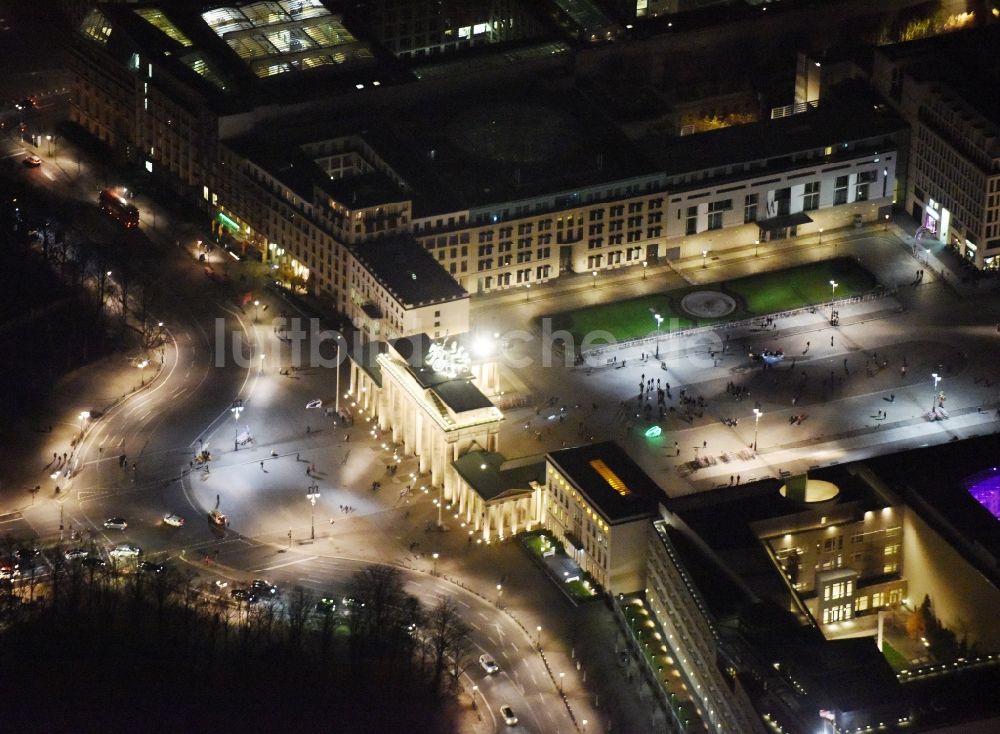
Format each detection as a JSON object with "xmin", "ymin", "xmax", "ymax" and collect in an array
[{"xmin": 0, "ymin": 345, "xmax": 167, "ymax": 527}]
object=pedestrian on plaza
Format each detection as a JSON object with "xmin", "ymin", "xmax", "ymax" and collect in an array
[
  {"xmin": 890, "ymin": 394, "xmax": 895, "ymax": 402},
  {"xmin": 702, "ymin": 440, "xmax": 707, "ymax": 448},
  {"xmin": 306, "ymin": 424, "xmax": 310, "ymax": 434},
  {"xmin": 296, "ymin": 453, "xmax": 300, "ymax": 461},
  {"xmin": 736, "ymin": 474, "xmax": 740, "ymax": 484},
  {"xmin": 831, "ymin": 336, "xmax": 834, "ymax": 347},
  {"xmin": 730, "ymin": 475, "xmax": 734, "ymax": 486},
  {"xmin": 260, "ymin": 461, "xmax": 264, "ymax": 470}
]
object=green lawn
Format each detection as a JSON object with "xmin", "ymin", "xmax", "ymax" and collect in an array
[
  {"xmin": 882, "ymin": 640, "xmax": 910, "ymax": 671},
  {"xmin": 565, "ymin": 579, "xmax": 598, "ymax": 599},
  {"xmin": 522, "ymin": 531, "xmax": 554, "ymax": 558},
  {"xmin": 547, "ymin": 258, "xmax": 878, "ymax": 343}
]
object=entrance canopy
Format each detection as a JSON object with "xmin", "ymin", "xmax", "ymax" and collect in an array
[{"xmin": 757, "ymin": 212, "xmax": 813, "ymax": 231}]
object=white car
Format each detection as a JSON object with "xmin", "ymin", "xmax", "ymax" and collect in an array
[
  {"xmin": 64, "ymin": 547, "xmax": 89, "ymax": 560},
  {"xmin": 163, "ymin": 513, "xmax": 185, "ymax": 527},
  {"xmin": 479, "ymin": 653, "xmax": 499, "ymax": 675},
  {"xmin": 500, "ymin": 705, "xmax": 518, "ymax": 726},
  {"xmin": 103, "ymin": 517, "xmax": 128, "ymax": 530},
  {"xmin": 109, "ymin": 543, "xmax": 141, "ymax": 559}
]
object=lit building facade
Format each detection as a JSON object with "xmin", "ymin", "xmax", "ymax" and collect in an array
[
  {"xmin": 871, "ymin": 25, "xmax": 1000, "ymax": 268},
  {"xmin": 756, "ymin": 504, "xmax": 907, "ymax": 627},
  {"xmin": 544, "ymin": 442, "xmax": 659, "ymax": 593},
  {"xmin": 70, "ymin": 2, "xmax": 906, "ymax": 314}
]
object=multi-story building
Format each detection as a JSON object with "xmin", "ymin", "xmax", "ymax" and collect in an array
[
  {"xmin": 359, "ymin": 0, "xmax": 550, "ymax": 59},
  {"xmin": 70, "ymin": 3, "xmax": 906, "ymax": 318},
  {"xmin": 870, "ymin": 24, "xmax": 1000, "ymax": 268},
  {"xmin": 544, "ymin": 441, "xmax": 660, "ymax": 593}
]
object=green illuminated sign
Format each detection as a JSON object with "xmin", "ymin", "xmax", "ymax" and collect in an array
[
  {"xmin": 217, "ymin": 211, "xmax": 240, "ymax": 232},
  {"xmin": 644, "ymin": 426, "xmax": 662, "ymax": 438}
]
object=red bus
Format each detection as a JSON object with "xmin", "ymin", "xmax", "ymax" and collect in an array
[{"xmin": 98, "ymin": 188, "xmax": 140, "ymax": 228}]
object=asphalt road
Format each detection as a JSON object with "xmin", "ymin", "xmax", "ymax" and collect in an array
[{"xmin": 2, "ymin": 112, "xmax": 574, "ymax": 733}]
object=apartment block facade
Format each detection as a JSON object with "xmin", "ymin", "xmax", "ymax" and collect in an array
[{"xmin": 871, "ymin": 26, "xmax": 1000, "ymax": 268}]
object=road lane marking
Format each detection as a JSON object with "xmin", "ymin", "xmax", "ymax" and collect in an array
[{"xmin": 253, "ymin": 555, "xmax": 318, "ymax": 572}]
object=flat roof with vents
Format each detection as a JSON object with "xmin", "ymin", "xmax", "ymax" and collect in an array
[{"xmin": 547, "ymin": 441, "xmax": 661, "ymax": 524}]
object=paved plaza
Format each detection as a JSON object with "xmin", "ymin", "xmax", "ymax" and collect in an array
[{"xmin": 474, "ymin": 222, "xmax": 1000, "ymax": 496}]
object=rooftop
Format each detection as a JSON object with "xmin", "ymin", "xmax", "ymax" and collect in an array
[
  {"xmin": 546, "ymin": 441, "xmax": 661, "ymax": 524},
  {"xmin": 388, "ymin": 333, "xmax": 495, "ymax": 415},
  {"xmin": 81, "ymin": 1, "xmax": 404, "ymax": 116},
  {"xmin": 359, "ymin": 82, "xmax": 651, "ymax": 215},
  {"xmin": 452, "ymin": 450, "xmax": 545, "ymax": 503},
  {"xmin": 865, "ymin": 432, "xmax": 1000, "ymax": 588},
  {"xmin": 644, "ymin": 82, "xmax": 907, "ymax": 178},
  {"xmin": 351, "ymin": 237, "xmax": 468, "ymax": 308}
]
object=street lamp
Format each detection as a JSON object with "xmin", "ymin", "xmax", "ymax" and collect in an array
[
  {"xmin": 432, "ymin": 552, "xmax": 439, "ymax": 576},
  {"xmin": 830, "ymin": 280, "xmax": 838, "ymax": 299},
  {"xmin": 559, "ymin": 672, "xmax": 565, "ymax": 694},
  {"xmin": 653, "ymin": 312, "xmax": 664, "ymax": 359},
  {"xmin": 136, "ymin": 359, "xmax": 149, "ymax": 386},
  {"xmin": 592, "ymin": 270, "xmax": 597, "ymax": 288},
  {"xmin": 931, "ymin": 372, "xmax": 941, "ymax": 412},
  {"xmin": 525, "ymin": 283, "xmax": 531, "ymax": 301},
  {"xmin": 818, "ymin": 228, "xmax": 823, "ymax": 245},
  {"xmin": 752, "ymin": 408, "xmax": 763, "ymax": 452},
  {"xmin": 754, "ymin": 239, "xmax": 760, "ymax": 257},
  {"xmin": 253, "ymin": 299, "xmax": 260, "ymax": 323},
  {"xmin": 642, "ymin": 260, "xmax": 648, "ymax": 279},
  {"xmin": 306, "ymin": 481, "xmax": 320, "ymax": 540},
  {"xmin": 230, "ymin": 399, "xmax": 243, "ymax": 451},
  {"xmin": 702, "ymin": 249, "xmax": 708, "ymax": 268},
  {"xmin": 884, "ymin": 213, "xmax": 890, "ymax": 231},
  {"xmin": 79, "ymin": 410, "xmax": 90, "ymax": 434},
  {"xmin": 536, "ymin": 625, "xmax": 542, "ymax": 649},
  {"xmin": 496, "ymin": 583, "xmax": 503, "ymax": 607}
]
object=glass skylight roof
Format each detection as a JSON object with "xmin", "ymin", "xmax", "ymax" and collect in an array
[
  {"xmin": 80, "ymin": 8, "xmax": 113, "ymax": 45},
  {"xmin": 180, "ymin": 52, "xmax": 228, "ymax": 90},
  {"xmin": 135, "ymin": 8, "xmax": 193, "ymax": 47},
  {"xmin": 202, "ymin": 1, "xmax": 370, "ymax": 78}
]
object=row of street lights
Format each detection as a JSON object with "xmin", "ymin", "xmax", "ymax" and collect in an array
[{"xmin": 732, "ymin": 371, "xmax": 946, "ymax": 455}]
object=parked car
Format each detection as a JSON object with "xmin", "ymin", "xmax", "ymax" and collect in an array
[
  {"xmin": 15, "ymin": 547, "xmax": 39, "ymax": 563},
  {"xmin": 0, "ymin": 561, "xmax": 20, "ymax": 580},
  {"xmin": 208, "ymin": 510, "xmax": 226, "ymax": 526},
  {"xmin": 110, "ymin": 543, "xmax": 141, "ymax": 559},
  {"xmin": 163, "ymin": 513, "xmax": 185, "ymax": 527},
  {"xmin": 316, "ymin": 597, "xmax": 337, "ymax": 613},
  {"xmin": 64, "ymin": 547, "xmax": 89, "ymax": 560},
  {"xmin": 81, "ymin": 556, "xmax": 106, "ymax": 569},
  {"xmin": 23, "ymin": 155, "xmax": 41, "ymax": 167},
  {"xmin": 250, "ymin": 579, "xmax": 277, "ymax": 596},
  {"xmin": 139, "ymin": 561, "xmax": 163, "ymax": 573},
  {"xmin": 231, "ymin": 588, "xmax": 258, "ymax": 603},
  {"xmin": 500, "ymin": 705, "xmax": 518, "ymax": 726},
  {"xmin": 103, "ymin": 517, "xmax": 128, "ymax": 530},
  {"xmin": 479, "ymin": 654, "xmax": 499, "ymax": 675}
]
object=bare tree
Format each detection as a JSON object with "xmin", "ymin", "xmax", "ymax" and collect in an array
[
  {"xmin": 285, "ymin": 585, "xmax": 314, "ymax": 650},
  {"xmin": 425, "ymin": 597, "xmax": 473, "ymax": 695}
]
